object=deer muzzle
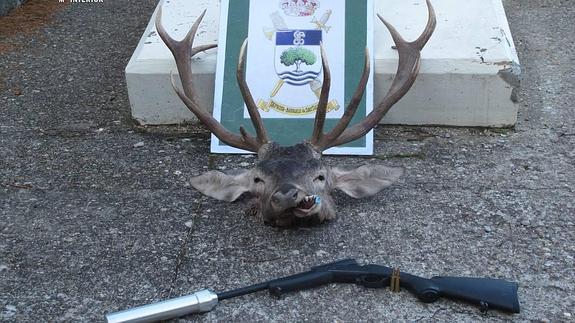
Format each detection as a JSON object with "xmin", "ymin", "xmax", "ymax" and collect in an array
[
  {"xmin": 271, "ymin": 184, "xmax": 301, "ymax": 210},
  {"xmin": 270, "ymin": 184, "xmax": 321, "ymax": 220}
]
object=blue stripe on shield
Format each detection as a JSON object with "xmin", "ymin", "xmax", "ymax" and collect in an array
[{"xmin": 276, "ymin": 30, "xmax": 322, "ymax": 46}]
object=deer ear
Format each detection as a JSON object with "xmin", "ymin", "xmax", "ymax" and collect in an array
[
  {"xmin": 190, "ymin": 170, "xmax": 252, "ymax": 202},
  {"xmin": 332, "ymin": 165, "xmax": 403, "ymax": 199}
]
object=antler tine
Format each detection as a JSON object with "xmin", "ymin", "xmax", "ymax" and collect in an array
[
  {"xmin": 310, "ymin": 42, "xmax": 331, "ymax": 147},
  {"xmin": 155, "ymin": 6, "xmax": 216, "ymax": 104},
  {"xmin": 157, "ymin": 6, "xmax": 261, "ymax": 152},
  {"xmin": 237, "ymin": 39, "xmax": 270, "ymax": 147},
  {"xmin": 413, "ymin": 0, "xmax": 437, "ymax": 50},
  {"xmin": 169, "ymin": 72, "xmax": 259, "ymax": 150},
  {"xmin": 325, "ymin": 0, "xmax": 436, "ymax": 149},
  {"xmin": 315, "ymin": 47, "xmax": 371, "ymax": 150}
]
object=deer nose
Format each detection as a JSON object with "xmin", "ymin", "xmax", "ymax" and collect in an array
[{"xmin": 271, "ymin": 184, "xmax": 300, "ymax": 208}]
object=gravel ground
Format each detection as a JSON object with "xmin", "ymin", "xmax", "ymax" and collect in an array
[{"xmin": 1, "ymin": 0, "xmax": 574, "ymax": 322}]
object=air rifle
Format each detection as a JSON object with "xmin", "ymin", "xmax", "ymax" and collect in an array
[{"xmin": 106, "ymin": 259, "xmax": 520, "ymax": 322}]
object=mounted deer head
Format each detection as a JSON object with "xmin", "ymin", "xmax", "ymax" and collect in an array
[{"xmin": 156, "ymin": 1, "xmax": 436, "ymax": 226}]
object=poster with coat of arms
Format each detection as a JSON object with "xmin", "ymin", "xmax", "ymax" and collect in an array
[{"xmin": 213, "ymin": 0, "xmax": 374, "ymax": 154}]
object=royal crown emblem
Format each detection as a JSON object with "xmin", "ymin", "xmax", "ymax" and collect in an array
[{"xmin": 279, "ymin": 0, "xmax": 320, "ymax": 17}]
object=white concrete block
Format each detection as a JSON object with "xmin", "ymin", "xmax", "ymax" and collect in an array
[{"xmin": 126, "ymin": 0, "xmax": 520, "ymax": 127}]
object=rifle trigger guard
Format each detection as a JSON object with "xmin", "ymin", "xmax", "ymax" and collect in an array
[{"xmin": 357, "ymin": 275, "xmax": 387, "ymax": 288}]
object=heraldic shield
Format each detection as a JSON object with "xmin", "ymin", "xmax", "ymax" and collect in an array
[{"xmin": 275, "ymin": 29, "xmax": 323, "ymax": 86}]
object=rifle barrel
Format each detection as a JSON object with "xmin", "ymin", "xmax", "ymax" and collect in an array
[{"xmin": 217, "ymin": 282, "xmax": 269, "ymax": 300}]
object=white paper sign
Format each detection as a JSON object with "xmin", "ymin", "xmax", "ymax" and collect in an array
[{"xmin": 212, "ymin": 0, "xmax": 374, "ymax": 155}]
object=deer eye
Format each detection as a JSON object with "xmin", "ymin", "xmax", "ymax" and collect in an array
[
  {"xmin": 314, "ymin": 175, "xmax": 325, "ymax": 182},
  {"xmin": 254, "ymin": 177, "xmax": 264, "ymax": 184}
]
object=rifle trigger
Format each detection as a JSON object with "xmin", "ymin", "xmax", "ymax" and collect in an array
[{"xmin": 390, "ymin": 268, "xmax": 401, "ymax": 293}]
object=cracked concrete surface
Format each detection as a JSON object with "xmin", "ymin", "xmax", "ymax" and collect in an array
[{"xmin": 1, "ymin": 0, "xmax": 574, "ymax": 322}]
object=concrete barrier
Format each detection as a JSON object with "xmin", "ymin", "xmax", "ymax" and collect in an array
[{"xmin": 126, "ymin": 0, "xmax": 520, "ymax": 127}]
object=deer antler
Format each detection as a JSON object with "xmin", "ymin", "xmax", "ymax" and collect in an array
[
  {"xmin": 311, "ymin": 0, "xmax": 436, "ymax": 151},
  {"xmin": 310, "ymin": 43, "xmax": 332, "ymax": 146},
  {"xmin": 156, "ymin": 6, "xmax": 269, "ymax": 152},
  {"xmin": 237, "ymin": 39, "xmax": 271, "ymax": 148},
  {"xmin": 310, "ymin": 45, "xmax": 371, "ymax": 149},
  {"xmin": 157, "ymin": 0, "xmax": 436, "ymax": 153}
]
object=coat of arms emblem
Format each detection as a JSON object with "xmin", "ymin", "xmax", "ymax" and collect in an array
[
  {"xmin": 275, "ymin": 30, "xmax": 322, "ymax": 87},
  {"xmin": 256, "ymin": 0, "xmax": 340, "ymax": 116}
]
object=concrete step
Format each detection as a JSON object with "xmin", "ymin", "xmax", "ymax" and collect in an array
[{"xmin": 126, "ymin": 0, "xmax": 520, "ymax": 127}]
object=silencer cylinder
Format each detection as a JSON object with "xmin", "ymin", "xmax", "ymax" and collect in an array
[{"xmin": 105, "ymin": 289, "xmax": 218, "ymax": 323}]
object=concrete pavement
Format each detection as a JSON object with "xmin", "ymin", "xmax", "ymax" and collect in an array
[{"xmin": 1, "ymin": 0, "xmax": 573, "ymax": 321}]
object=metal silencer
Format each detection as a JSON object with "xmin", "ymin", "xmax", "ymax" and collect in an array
[{"xmin": 106, "ymin": 289, "xmax": 218, "ymax": 323}]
